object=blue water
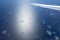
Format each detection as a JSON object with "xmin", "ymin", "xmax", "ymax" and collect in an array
[{"xmin": 0, "ymin": 0, "xmax": 60, "ymax": 40}]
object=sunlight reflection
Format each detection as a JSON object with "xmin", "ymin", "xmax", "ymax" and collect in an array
[{"xmin": 16, "ymin": 1, "xmax": 36, "ymax": 40}]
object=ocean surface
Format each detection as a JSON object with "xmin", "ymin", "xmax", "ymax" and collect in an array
[{"xmin": 0, "ymin": 0, "xmax": 60, "ymax": 40}]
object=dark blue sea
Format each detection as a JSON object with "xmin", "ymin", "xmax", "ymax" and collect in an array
[{"xmin": 0, "ymin": 0, "xmax": 60, "ymax": 40}]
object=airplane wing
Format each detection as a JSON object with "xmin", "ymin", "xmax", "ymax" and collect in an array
[{"xmin": 31, "ymin": 3, "xmax": 60, "ymax": 11}]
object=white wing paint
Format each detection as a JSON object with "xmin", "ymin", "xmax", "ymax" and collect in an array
[{"xmin": 31, "ymin": 3, "xmax": 60, "ymax": 11}]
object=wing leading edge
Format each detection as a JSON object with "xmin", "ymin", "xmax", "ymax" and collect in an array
[{"xmin": 31, "ymin": 3, "xmax": 60, "ymax": 11}]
